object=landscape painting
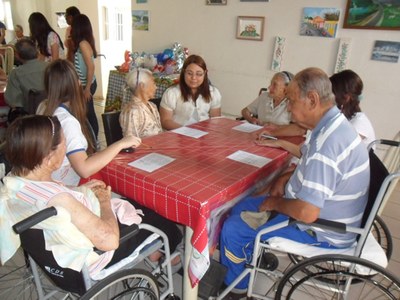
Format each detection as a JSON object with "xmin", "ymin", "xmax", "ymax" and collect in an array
[
  {"xmin": 371, "ymin": 40, "xmax": 400, "ymax": 63},
  {"xmin": 344, "ymin": 0, "xmax": 400, "ymax": 30},
  {"xmin": 300, "ymin": 7, "xmax": 340, "ymax": 38},
  {"xmin": 132, "ymin": 10, "xmax": 149, "ymax": 31}
]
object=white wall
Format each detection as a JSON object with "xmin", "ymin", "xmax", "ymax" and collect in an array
[
  {"xmin": 10, "ymin": 0, "xmax": 131, "ymax": 99},
  {"xmin": 131, "ymin": 0, "xmax": 400, "ymax": 140}
]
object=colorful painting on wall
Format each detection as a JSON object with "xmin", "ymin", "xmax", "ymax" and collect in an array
[
  {"xmin": 271, "ymin": 36, "xmax": 286, "ymax": 71},
  {"xmin": 343, "ymin": 0, "xmax": 400, "ymax": 30},
  {"xmin": 300, "ymin": 7, "xmax": 340, "ymax": 38},
  {"xmin": 334, "ymin": 38, "xmax": 352, "ymax": 73},
  {"xmin": 132, "ymin": 10, "xmax": 149, "ymax": 31},
  {"xmin": 371, "ymin": 40, "xmax": 400, "ymax": 63}
]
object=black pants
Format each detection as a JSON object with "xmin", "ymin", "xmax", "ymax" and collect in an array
[
  {"xmin": 86, "ymin": 80, "xmax": 99, "ymax": 140},
  {"xmin": 106, "ymin": 199, "xmax": 183, "ymax": 266}
]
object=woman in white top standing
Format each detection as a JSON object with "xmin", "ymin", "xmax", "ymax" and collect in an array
[
  {"xmin": 160, "ymin": 54, "xmax": 221, "ymax": 130},
  {"xmin": 28, "ymin": 12, "xmax": 65, "ymax": 62},
  {"xmin": 330, "ymin": 69, "xmax": 376, "ymax": 147}
]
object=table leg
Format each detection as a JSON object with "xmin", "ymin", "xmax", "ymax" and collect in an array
[{"xmin": 183, "ymin": 226, "xmax": 199, "ymax": 299}]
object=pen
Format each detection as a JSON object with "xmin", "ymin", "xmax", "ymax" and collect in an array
[
  {"xmin": 260, "ymin": 134, "xmax": 278, "ymax": 140},
  {"xmin": 140, "ymin": 143, "xmax": 153, "ymax": 149}
]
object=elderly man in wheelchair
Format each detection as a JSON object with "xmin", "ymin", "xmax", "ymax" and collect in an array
[
  {"xmin": 217, "ymin": 67, "xmax": 400, "ymax": 300},
  {"xmin": 0, "ymin": 115, "xmax": 179, "ymax": 299}
]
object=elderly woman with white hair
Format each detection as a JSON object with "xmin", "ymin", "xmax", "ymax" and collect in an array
[{"xmin": 119, "ymin": 68, "xmax": 162, "ymax": 138}]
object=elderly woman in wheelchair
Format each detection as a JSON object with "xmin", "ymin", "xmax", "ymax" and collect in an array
[
  {"xmin": 0, "ymin": 115, "xmax": 178, "ymax": 299},
  {"xmin": 217, "ymin": 68, "xmax": 400, "ymax": 300}
]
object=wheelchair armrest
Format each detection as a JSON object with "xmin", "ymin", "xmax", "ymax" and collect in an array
[
  {"xmin": 289, "ymin": 217, "xmax": 347, "ymax": 234},
  {"xmin": 12, "ymin": 207, "xmax": 58, "ymax": 234},
  {"xmin": 94, "ymin": 223, "xmax": 140, "ymax": 255},
  {"xmin": 378, "ymin": 139, "xmax": 400, "ymax": 147}
]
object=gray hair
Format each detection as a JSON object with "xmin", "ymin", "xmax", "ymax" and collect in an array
[
  {"xmin": 275, "ymin": 71, "xmax": 294, "ymax": 86},
  {"xmin": 15, "ymin": 24, "xmax": 23, "ymax": 32},
  {"xmin": 126, "ymin": 68, "xmax": 153, "ymax": 92},
  {"xmin": 294, "ymin": 67, "xmax": 335, "ymax": 104}
]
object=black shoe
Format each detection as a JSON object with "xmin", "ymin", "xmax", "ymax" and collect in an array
[{"xmin": 222, "ymin": 291, "xmax": 247, "ymax": 300}]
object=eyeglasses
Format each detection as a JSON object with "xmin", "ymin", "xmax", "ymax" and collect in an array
[{"xmin": 185, "ymin": 70, "xmax": 205, "ymax": 78}]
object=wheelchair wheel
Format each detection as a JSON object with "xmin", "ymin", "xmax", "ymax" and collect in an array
[
  {"xmin": 0, "ymin": 249, "xmax": 75, "ymax": 300},
  {"xmin": 0, "ymin": 249, "xmax": 38, "ymax": 300},
  {"xmin": 275, "ymin": 254, "xmax": 400, "ymax": 300},
  {"xmin": 80, "ymin": 268, "xmax": 159, "ymax": 300},
  {"xmin": 371, "ymin": 215, "xmax": 393, "ymax": 260}
]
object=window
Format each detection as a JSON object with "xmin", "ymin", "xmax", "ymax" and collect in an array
[
  {"xmin": 102, "ymin": 6, "xmax": 109, "ymax": 40},
  {"xmin": 115, "ymin": 11, "xmax": 123, "ymax": 41}
]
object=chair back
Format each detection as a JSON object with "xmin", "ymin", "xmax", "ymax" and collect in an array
[
  {"xmin": 27, "ymin": 89, "xmax": 47, "ymax": 115},
  {"xmin": 369, "ymin": 137, "xmax": 400, "ymax": 215},
  {"xmin": 101, "ymin": 111, "xmax": 123, "ymax": 146},
  {"xmin": 355, "ymin": 143, "xmax": 400, "ymax": 256},
  {"xmin": 258, "ymin": 87, "xmax": 268, "ymax": 96},
  {"xmin": 361, "ymin": 149, "xmax": 389, "ymax": 228},
  {"xmin": 149, "ymin": 97, "xmax": 161, "ymax": 111},
  {"xmin": 382, "ymin": 131, "xmax": 400, "ymax": 173},
  {"xmin": 0, "ymin": 46, "xmax": 14, "ymax": 75}
]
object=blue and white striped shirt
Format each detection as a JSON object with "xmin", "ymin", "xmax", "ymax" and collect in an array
[{"xmin": 286, "ymin": 106, "xmax": 370, "ymax": 247}]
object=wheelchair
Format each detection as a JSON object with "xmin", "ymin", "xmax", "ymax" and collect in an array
[
  {"xmin": 215, "ymin": 139, "xmax": 400, "ymax": 299},
  {"xmin": 0, "ymin": 206, "xmax": 179, "ymax": 300}
]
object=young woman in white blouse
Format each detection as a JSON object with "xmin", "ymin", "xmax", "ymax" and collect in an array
[{"xmin": 160, "ymin": 54, "xmax": 221, "ymax": 130}]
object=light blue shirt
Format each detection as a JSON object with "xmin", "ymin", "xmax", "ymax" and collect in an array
[{"xmin": 286, "ymin": 106, "xmax": 370, "ymax": 247}]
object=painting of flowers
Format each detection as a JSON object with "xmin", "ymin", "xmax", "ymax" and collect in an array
[{"xmin": 236, "ymin": 16, "xmax": 265, "ymax": 41}]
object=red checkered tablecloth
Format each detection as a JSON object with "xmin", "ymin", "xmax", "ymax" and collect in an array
[{"xmin": 100, "ymin": 117, "xmax": 301, "ymax": 286}]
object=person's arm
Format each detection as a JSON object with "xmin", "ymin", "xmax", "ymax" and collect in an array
[
  {"xmin": 241, "ymin": 107, "xmax": 260, "ymax": 124},
  {"xmin": 209, "ymin": 107, "xmax": 221, "ymax": 118},
  {"xmin": 4, "ymin": 71, "xmax": 23, "ymax": 108},
  {"xmin": 255, "ymin": 138, "xmax": 301, "ymax": 158},
  {"xmin": 0, "ymin": 27, "xmax": 5, "ymax": 44},
  {"xmin": 0, "ymin": 67, "xmax": 6, "ymax": 80},
  {"xmin": 50, "ymin": 42, "xmax": 60, "ymax": 61},
  {"xmin": 68, "ymin": 136, "xmax": 141, "ymax": 178},
  {"xmin": 49, "ymin": 185, "xmax": 119, "ymax": 251},
  {"xmin": 259, "ymin": 195, "xmax": 320, "ymax": 223},
  {"xmin": 265, "ymin": 123, "xmax": 306, "ymax": 137},
  {"xmin": 79, "ymin": 40, "xmax": 95, "ymax": 101},
  {"xmin": 48, "ymin": 32, "xmax": 61, "ymax": 61},
  {"xmin": 159, "ymin": 106, "xmax": 182, "ymax": 130}
]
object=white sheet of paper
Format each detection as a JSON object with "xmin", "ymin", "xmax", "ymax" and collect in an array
[
  {"xmin": 171, "ymin": 126, "xmax": 208, "ymax": 139},
  {"xmin": 227, "ymin": 150, "xmax": 272, "ymax": 168},
  {"xmin": 232, "ymin": 123, "xmax": 263, "ymax": 133},
  {"xmin": 128, "ymin": 153, "xmax": 175, "ymax": 173}
]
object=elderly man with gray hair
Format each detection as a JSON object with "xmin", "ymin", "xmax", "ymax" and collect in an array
[
  {"xmin": 5, "ymin": 38, "xmax": 48, "ymax": 114},
  {"xmin": 219, "ymin": 67, "xmax": 370, "ymax": 297}
]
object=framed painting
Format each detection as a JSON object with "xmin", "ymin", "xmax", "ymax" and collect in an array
[
  {"xmin": 132, "ymin": 10, "xmax": 149, "ymax": 31},
  {"xmin": 206, "ymin": 0, "xmax": 227, "ymax": 5},
  {"xmin": 301, "ymin": 7, "xmax": 340, "ymax": 38},
  {"xmin": 371, "ymin": 40, "xmax": 400, "ymax": 63},
  {"xmin": 236, "ymin": 16, "xmax": 265, "ymax": 41},
  {"xmin": 343, "ymin": 0, "xmax": 400, "ymax": 30}
]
